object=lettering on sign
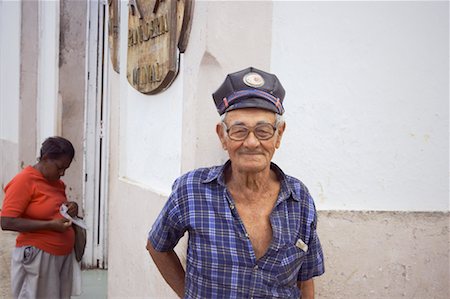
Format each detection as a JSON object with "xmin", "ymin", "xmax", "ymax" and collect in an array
[
  {"xmin": 132, "ymin": 63, "xmax": 162, "ymax": 85},
  {"xmin": 127, "ymin": 0, "xmax": 194, "ymax": 94},
  {"xmin": 128, "ymin": 14, "xmax": 169, "ymax": 46}
]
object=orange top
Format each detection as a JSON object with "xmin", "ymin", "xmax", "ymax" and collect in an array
[{"xmin": 1, "ymin": 166, "xmax": 75, "ymax": 255}]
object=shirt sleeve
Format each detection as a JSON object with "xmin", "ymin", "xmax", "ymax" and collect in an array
[
  {"xmin": 298, "ymin": 204, "xmax": 325, "ymax": 281},
  {"xmin": 1, "ymin": 173, "xmax": 33, "ymax": 217},
  {"xmin": 148, "ymin": 179, "xmax": 187, "ymax": 252}
]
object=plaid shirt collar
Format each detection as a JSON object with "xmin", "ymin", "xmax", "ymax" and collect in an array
[{"xmin": 201, "ymin": 160, "xmax": 301, "ymax": 203}]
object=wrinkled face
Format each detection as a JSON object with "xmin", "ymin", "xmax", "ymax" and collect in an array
[
  {"xmin": 41, "ymin": 155, "xmax": 72, "ymax": 181},
  {"xmin": 216, "ymin": 108, "xmax": 285, "ymax": 174}
]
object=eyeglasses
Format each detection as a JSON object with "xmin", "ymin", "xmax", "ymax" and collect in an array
[{"xmin": 222, "ymin": 122, "xmax": 278, "ymax": 141}]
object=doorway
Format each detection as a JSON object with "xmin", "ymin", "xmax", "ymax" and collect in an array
[{"xmin": 83, "ymin": 0, "xmax": 110, "ymax": 269}]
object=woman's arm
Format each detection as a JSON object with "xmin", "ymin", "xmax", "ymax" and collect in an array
[{"xmin": 0, "ymin": 216, "xmax": 72, "ymax": 233}]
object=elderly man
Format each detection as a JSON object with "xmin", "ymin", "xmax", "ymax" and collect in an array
[{"xmin": 147, "ymin": 67, "xmax": 325, "ymax": 298}]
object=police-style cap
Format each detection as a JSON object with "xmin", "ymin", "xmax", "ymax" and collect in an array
[{"xmin": 212, "ymin": 67, "xmax": 285, "ymax": 115}]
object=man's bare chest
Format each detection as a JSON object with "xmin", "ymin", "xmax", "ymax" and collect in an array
[{"xmin": 232, "ymin": 193, "xmax": 278, "ymax": 259}]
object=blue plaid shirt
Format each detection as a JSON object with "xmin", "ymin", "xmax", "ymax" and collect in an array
[{"xmin": 149, "ymin": 161, "xmax": 324, "ymax": 298}]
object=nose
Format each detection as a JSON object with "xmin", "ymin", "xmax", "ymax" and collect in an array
[{"xmin": 243, "ymin": 131, "xmax": 260, "ymax": 147}]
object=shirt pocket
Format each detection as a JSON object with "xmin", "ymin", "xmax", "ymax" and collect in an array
[{"xmin": 276, "ymin": 242, "xmax": 307, "ymax": 286}]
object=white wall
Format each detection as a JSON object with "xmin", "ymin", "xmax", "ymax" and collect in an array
[
  {"xmin": 271, "ymin": 2, "xmax": 449, "ymax": 212},
  {"xmin": 0, "ymin": 0, "xmax": 21, "ymax": 143},
  {"xmin": 121, "ymin": 76, "xmax": 184, "ymax": 194},
  {"xmin": 118, "ymin": 6, "xmax": 183, "ymax": 194},
  {"xmin": 108, "ymin": 2, "xmax": 274, "ymax": 297},
  {"xmin": 107, "ymin": 2, "xmax": 449, "ymax": 298},
  {"xmin": 36, "ymin": 0, "xmax": 60, "ymax": 148}
]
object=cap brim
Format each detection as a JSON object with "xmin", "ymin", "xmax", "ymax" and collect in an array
[{"xmin": 225, "ymin": 97, "xmax": 281, "ymax": 114}]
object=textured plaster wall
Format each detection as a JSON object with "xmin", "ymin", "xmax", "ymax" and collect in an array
[
  {"xmin": 180, "ymin": 1, "xmax": 273, "ymax": 173},
  {"xmin": 0, "ymin": 140, "xmax": 19, "ymax": 205},
  {"xmin": 0, "ymin": 0, "xmax": 21, "ymax": 204},
  {"xmin": 36, "ymin": 0, "xmax": 59, "ymax": 144},
  {"xmin": 58, "ymin": 0, "xmax": 87, "ymax": 204},
  {"xmin": 271, "ymin": 1, "xmax": 449, "ymax": 212},
  {"xmin": 3, "ymin": 206, "xmax": 447, "ymax": 298},
  {"xmin": 119, "ymin": 3, "xmax": 184, "ymax": 193},
  {"xmin": 119, "ymin": 1, "xmax": 275, "ymax": 193},
  {"xmin": 106, "ymin": 1, "xmax": 450, "ymax": 298},
  {"xmin": 107, "ymin": 192, "xmax": 450, "ymax": 298},
  {"xmin": 315, "ymin": 211, "xmax": 449, "ymax": 299},
  {"xmin": 108, "ymin": 59, "xmax": 186, "ymax": 298},
  {"xmin": 1, "ymin": 0, "xmax": 86, "ymax": 211},
  {"xmin": 109, "ymin": 1, "xmax": 274, "ymax": 297},
  {"xmin": 0, "ymin": 0, "xmax": 20, "ymax": 143},
  {"xmin": 19, "ymin": 0, "xmax": 39, "ymax": 169}
]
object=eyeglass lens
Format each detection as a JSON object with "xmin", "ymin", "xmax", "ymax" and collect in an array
[{"xmin": 228, "ymin": 123, "xmax": 275, "ymax": 140}]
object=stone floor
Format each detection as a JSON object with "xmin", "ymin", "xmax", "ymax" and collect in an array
[
  {"xmin": 0, "ymin": 229, "xmax": 107, "ymax": 299},
  {"xmin": 75, "ymin": 269, "xmax": 107, "ymax": 299}
]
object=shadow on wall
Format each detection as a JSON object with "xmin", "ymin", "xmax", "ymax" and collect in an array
[{"xmin": 191, "ymin": 51, "xmax": 228, "ymax": 169}]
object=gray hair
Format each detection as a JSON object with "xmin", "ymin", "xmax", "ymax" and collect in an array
[
  {"xmin": 221, "ymin": 111, "xmax": 284, "ymax": 124},
  {"xmin": 275, "ymin": 113, "xmax": 285, "ymax": 126}
]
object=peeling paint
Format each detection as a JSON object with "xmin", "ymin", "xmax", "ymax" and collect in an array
[{"xmin": 317, "ymin": 182, "xmax": 326, "ymax": 203}]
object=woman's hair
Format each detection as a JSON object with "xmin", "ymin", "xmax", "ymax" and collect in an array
[{"xmin": 39, "ymin": 136, "xmax": 75, "ymax": 161}]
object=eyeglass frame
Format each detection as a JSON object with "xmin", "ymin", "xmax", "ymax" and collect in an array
[{"xmin": 221, "ymin": 121, "xmax": 280, "ymax": 141}]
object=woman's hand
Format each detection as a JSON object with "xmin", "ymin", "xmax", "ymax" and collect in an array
[
  {"xmin": 65, "ymin": 201, "xmax": 79, "ymax": 218},
  {"xmin": 50, "ymin": 218, "xmax": 72, "ymax": 232}
]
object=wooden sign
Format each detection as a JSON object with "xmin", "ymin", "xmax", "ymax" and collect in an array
[
  {"xmin": 127, "ymin": 0, "xmax": 193, "ymax": 94},
  {"xmin": 108, "ymin": 0, "xmax": 120, "ymax": 73}
]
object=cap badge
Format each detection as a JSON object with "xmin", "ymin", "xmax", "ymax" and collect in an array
[{"xmin": 243, "ymin": 72, "xmax": 265, "ymax": 88}]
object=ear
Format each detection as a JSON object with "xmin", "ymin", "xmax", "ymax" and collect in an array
[
  {"xmin": 216, "ymin": 123, "xmax": 228, "ymax": 150},
  {"xmin": 275, "ymin": 122, "xmax": 286, "ymax": 149},
  {"xmin": 39, "ymin": 154, "xmax": 50, "ymax": 162}
]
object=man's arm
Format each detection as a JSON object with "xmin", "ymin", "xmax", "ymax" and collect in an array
[
  {"xmin": 297, "ymin": 279, "xmax": 314, "ymax": 299},
  {"xmin": 146, "ymin": 240, "xmax": 185, "ymax": 298}
]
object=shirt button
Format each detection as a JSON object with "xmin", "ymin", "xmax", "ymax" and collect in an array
[
  {"xmin": 230, "ymin": 204, "xmax": 235, "ymax": 210},
  {"xmin": 253, "ymin": 265, "xmax": 258, "ymax": 270},
  {"xmin": 245, "ymin": 233, "xmax": 249, "ymax": 238}
]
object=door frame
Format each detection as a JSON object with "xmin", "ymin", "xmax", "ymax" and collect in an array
[{"xmin": 83, "ymin": 0, "xmax": 110, "ymax": 269}]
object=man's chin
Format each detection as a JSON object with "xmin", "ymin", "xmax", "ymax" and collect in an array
[{"xmin": 234, "ymin": 160, "xmax": 269, "ymax": 173}]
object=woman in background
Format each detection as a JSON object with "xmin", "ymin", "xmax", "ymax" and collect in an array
[{"xmin": 1, "ymin": 136, "xmax": 79, "ymax": 299}]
